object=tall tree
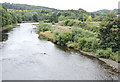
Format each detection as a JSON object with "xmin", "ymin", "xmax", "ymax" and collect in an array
[
  {"xmin": 99, "ymin": 13, "xmax": 120, "ymax": 52},
  {"xmin": 32, "ymin": 14, "xmax": 38, "ymax": 22}
]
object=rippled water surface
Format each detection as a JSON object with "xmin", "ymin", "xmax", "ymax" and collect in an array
[{"xmin": 0, "ymin": 23, "xmax": 118, "ymax": 80}]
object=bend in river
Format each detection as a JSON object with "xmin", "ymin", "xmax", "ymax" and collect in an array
[{"xmin": 0, "ymin": 23, "xmax": 118, "ymax": 80}]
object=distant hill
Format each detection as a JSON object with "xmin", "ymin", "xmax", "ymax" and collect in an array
[
  {"xmin": 0, "ymin": 3, "xmax": 59, "ymax": 11},
  {"xmin": 94, "ymin": 9, "xmax": 120, "ymax": 13},
  {"xmin": 1, "ymin": 2, "xmax": 119, "ymax": 14}
]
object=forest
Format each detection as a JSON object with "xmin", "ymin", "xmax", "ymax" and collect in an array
[{"xmin": 0, "ymin": 3, "xmax": 120, "ymax": 63}]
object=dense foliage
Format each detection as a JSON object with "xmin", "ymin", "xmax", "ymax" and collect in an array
[
  {"xmin": 2, "ymin": 2, "xmax": 117, "ymax": 27},
  {"xmin": 1, "ymin": 3, "xmax": 58, "ymax": 11},
  {"xmin": 1, "ymin": 5, "xmax": 17, "ymax": 26},
  {"xmin": 37, "ymin": 22, "xmax": 52, "ymax": 32},
  {"xmin": 38, "ymin": 13, "xmax": 120, "ymax": 63},
  {"xmin": 98, "ymin": 13, "xmax": 120, "ymax": 52}
]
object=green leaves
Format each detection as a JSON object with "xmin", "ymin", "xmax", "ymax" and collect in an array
[
  {"xmin": 54, "ymin": 30, "xmax": 72, "ymax": 46},
  {"xmin": 32, "ymin": 14, "xmax": 38, "ymax": 22},
  {"xmin": 99, "ymin": 13, "xmax": 120, "ymax": 52},
  {"xmin": 49, "ymin": 13, "xmax": 58, "ymax": 23},
  {"xmin": 38, "ymin": 22, "xmax": 51, "ymax": 32}
]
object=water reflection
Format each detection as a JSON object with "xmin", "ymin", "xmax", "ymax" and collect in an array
[
  {"xmin": 0, "ymin": 28, "xmax": 13, "ymax": 42},
  {"xmin": 1, "ymin": 33, "xmax": 8, "ymax": 42}
]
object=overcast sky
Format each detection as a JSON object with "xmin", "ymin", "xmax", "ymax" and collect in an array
[{"xmin": 0, "ymin": 0, "xmax": 119, "ymax": 12}]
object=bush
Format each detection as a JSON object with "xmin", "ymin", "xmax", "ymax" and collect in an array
[
  {"xmin": 71, "ymin": 27, "xmax": 97, "ymax": 42},
  {"xmin": 110, "ymin": 51, "xmax": 120, "ymax": 63},
  {"xmin": 58, "ymin": 16, "xmax": 66, "ymax": 21},
  {"xmin": 77, "ymin": 37, "xmax": 86, "ymax": 49},
  {"xmin": 38, "ymin": 22, "xmax": 51, "ymax": 32},
  {"xmin": 54, "ymin": 30, "xmax": 72, "ymax": 45},
  {"xmin": 96, "ymin": 49, "xmax": 105, "ymax": 57},
  {"xmin": 64, "ymin": 20, "xmax": 76, "ymax": 26},
  {"xmin": 49, "ymin": 13, "xmax": 58, "ymax": 23},
  {"xmin": 66, "ymin": 41, "xmax": 78, "ymax": 48},
  {"xmin": 96, "ymin": 48, "xmax": 113, "ymax": 58},
  {"xmin": 98, "ymin": 14, "xmax": 120, "ymax": 52},
  {"xmin": 64, "ymin": 20, "xmax": 70, "ymax": 26},
  {"xmin": 75, "ymin": 22, "xmax": 100, "ymax": 32},
  {"xmin": 75, "ymin": 22, "xmax": 87, "ymax": 28},
  {"xmin": 52, "ymin": 21, "xmax": 55, "ymax": 25},
  {"xmin": 67, "ymin": 20, "xmax": 76, "ymax": 26}
]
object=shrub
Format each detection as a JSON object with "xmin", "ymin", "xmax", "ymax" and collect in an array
[
  {"xmin": 96, "ymin": 48, "xmax": 113, "ymax": 58},
  {"xmin": 52, "ymin": 21, "xmax": 55, "ymax": 25},
  {"xmin": 110, "ymin": 51, "xmax": 120, "ymax": 63},
  {"xmin": 38, "ymin": 22, "xmax": 51, "ymax": 32},
  {"xmin": 77, "ymin": 37, "xmax": 86, "ymax": 49},
  {"xmin": 64, "ymin": 20, "xmax": 70, "ymax": 26},
  {"xmin": 49, "ymin": 13, "xmax": 58, "ymax": 23},
  {"xmin": 64, "ymin": 20, "xmax": 76, "ymax": 26},
  {"xmin": 58, "ymin": 16, "xmax": 66, "ymax": 21},
  {"xmin": 96, "ymin": 49, "xmax": 105, "ymax": 57},
  {"xmin": 71, "ymin": 27, "xmax": 97, "ymax": 42},
  {"xmin": 75, "ymin": 22, "xmax": 87, "ymax": 28},
  {"xmin": 67, "ymin": 20, "xmax": 76, "ymax": 26},
  {"xmin": 54, "ymin": 30, "xmax": 72, "ymax": 46},
  {"xmin": 66, "ymin": 41, "xmax": 78, "ymax": 48},
  {"xmin": 98, "ymin": 15, "xmax": 120, "ymax": 52}
]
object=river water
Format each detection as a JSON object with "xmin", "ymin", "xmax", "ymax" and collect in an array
[{"xmin": 0, "ymin": 23, "xmax": 118, "ymax": 80}]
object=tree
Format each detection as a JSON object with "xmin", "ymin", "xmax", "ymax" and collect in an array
[
  {"xmin": 49, "ymin": 13, "xmax": 58, "ymax": 23},
  {"xmin": 54, "ymin": 31, "xmax": 72, "ymax": 45},
  {"xmin": 32, "ymin": 14, "xmax": 38, "ymax": 22},
  {"xmin": 17, "ymin": 15, "xmax": 22, "ymax": 23},
  {"xmin": 11, "ymin": 13, "xmax": 17, "ymax": 24},
  {"xmin": 88, "ymin": 16, "xmax": 92, "ymax": 22},
  {"xmin": 98, "ymin": 13, "xmax": 120, "ymax": 52},
  {"xmin": 78, "ymin": 15, "xmax": 84, "ymax": 22}
]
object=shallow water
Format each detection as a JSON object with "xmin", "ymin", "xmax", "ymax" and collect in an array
[{"xmin": 0, "ymin": 23, "xmax": 118, "ymax": 80}]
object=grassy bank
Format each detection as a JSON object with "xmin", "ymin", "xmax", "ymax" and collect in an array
[
  {"xmin": 39, "ymin": 32, "xmax": 55, "ymax": 41},
  {"xmin": 0, "ymin": 24, "xmax": 17, "ymax": 32}
]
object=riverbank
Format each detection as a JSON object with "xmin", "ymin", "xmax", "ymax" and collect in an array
[
  {"xmin": 78, "ymin": 49, "xmax": 119, "ymax": 72},
  {"xmin": 35, "ymin": 22, "xmax": 119, "ymax": 72},
  {"xmin": 0, "ymin": 24, "xmax": 17, "ymax": 32},
  {"xmin": 39, "ymin": 33, "xmax": 119, "ymax": 72},
  {"xmin": 0, "ymin": 21, "xmax": 36, "ymax": 32}
]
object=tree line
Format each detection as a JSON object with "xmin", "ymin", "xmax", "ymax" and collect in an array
[{"xmin": 1, "ymin": 2, "xmax": 114, "ymax": 27}]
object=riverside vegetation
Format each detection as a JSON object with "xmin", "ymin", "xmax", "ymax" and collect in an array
[
  {"xmin": 1, "ymin": 3, "xmax": 120, "ymax": 63},
  {"xmin": 37, "ymin": 14, "xmax": 120, "ymax": 63}
]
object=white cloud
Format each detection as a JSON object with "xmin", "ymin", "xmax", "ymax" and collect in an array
[{"xmin": 0, "ymin": 0, "xmax": 119, "ymax": 12}]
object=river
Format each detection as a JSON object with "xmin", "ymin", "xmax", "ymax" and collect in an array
[{"xmin": 0, "ymin": 23, "xmax": 118, "ymax": 80}]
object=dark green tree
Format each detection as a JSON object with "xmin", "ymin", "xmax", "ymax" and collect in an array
[
  {"xmin": 32, "ymin": 14, "xmax": 38, "ymax": 22},
  {"xmin": 49, "ymin": 13, "xmax": 58, "ymax": 23},
  {"xmin": 99, "ymin": 13, "xmax": 120, "ymax": 52}
]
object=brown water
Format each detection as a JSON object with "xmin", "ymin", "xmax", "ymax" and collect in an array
[{"xmin": 0, "ymin": 23, "xmax": 118, "ymax": 80}]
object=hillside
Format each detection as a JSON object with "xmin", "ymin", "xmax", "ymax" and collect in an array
[
  {"xmin": 1, "ymin": 2, "xmax": 120, "ymax": 14},
  {"xmin": 0, "ymin": 3, "xmax": 59, "ymax": 11},
  {"xmin": 94, "ymin": 9, "xmax": 120, "ymax": 13}
]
